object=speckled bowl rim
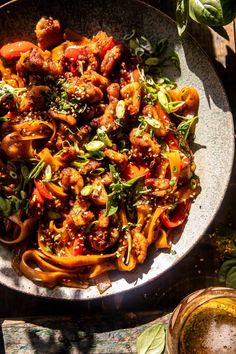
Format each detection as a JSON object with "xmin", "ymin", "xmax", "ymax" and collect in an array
[{"xmin": 0, "ymin": 0, "xmax": 234, "ymax": 301}]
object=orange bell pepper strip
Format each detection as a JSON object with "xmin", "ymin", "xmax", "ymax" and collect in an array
[
  {"xmin": 123, "ymin": 162, "xmax": 150, "ymax": 180},
  {"xmin": 34, "ymin": 181, "xmax": 53, "ymax": 200},
  {"xmin": 45, "ymin": 182, "xmax": 67, "ymax": 198}
]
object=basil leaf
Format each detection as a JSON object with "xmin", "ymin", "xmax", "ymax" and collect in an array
[
  {"xmin": 177, "ymin": 116, "xmax": 198, "ymax": 140},
  {"xmin": 219, "ymin": 258, "xmax": 236, "ymax": 283},
  {"xmin": 106, "ymin": 192, "xmax": 119, "ymax": 217},
  {"xmin": 176, "ymin": 0, "xmax": 189, "ymax": 36},
  {"xmin": 225, "ymin": 266, "xmax": 236, "ymax": 288},
  {"xmin": 123, "ymin": 175, "xmax": 144, "ymax": 188},
  {"xmin": 189, "ymin": 0, "xmax": 236, "ymax": 27},
  {"xmin": 136, "ymin": 323, "xmax": 165, "ymax": 354}
]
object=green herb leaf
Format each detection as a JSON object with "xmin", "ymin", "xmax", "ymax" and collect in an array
[
  {"xmin": 219, "ymin": 259, "xmax": 236, "ymax": 285},
  {"xmin": 106, "ymin": 192, "xmax": 119, "ymax": 217},
  {"xmin": 0, "ymin": 116, "xmax": 9, "ymax": 121},
  {"xmin": 0, "ymin": 81, "xmax": 26, "ymax": 104},
  {"xmin": 189, "ymin": 0, "xmax": 236, "ymax": 27},
  {"xmin": 176, "ymin": 0, "xmax": 189, "ymax": 36},
  {"xmin": 136, "ymin": 323, "xmax": 165, "ymax": 354},
  {"xmin": 123, "ymin": 175, "xmax": 144, "ymax": 187},
  {"xmin": 177, "ymin": 116, "xmax": 198, "ymax": 140},
  {"xmin": 106, "ymin": 165, "xmax": 145, "ymax": 216}
]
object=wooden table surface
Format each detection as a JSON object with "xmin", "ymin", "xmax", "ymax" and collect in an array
[{"xmin": 0, "ymin": 1, "xmax": 236, "ymax": 353}]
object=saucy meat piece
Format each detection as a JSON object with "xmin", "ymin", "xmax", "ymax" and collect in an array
[
  {"xmin": 120, "ymin": 82, "xmax": 141, "ymax": 115},
  {"xmin": 101, "ymin": 44, "xmax": 123, "ymax": 77},
  {"xmin": 60, "ymin": 167, "xmax": 84, "ymax": 195},
  {"xmin": 35, "ymin": 17, "xmax": 63, "ymax": 50},
  {"xmin": 129, "ymin": 128, "xmax": 160, "ymax": 158}
]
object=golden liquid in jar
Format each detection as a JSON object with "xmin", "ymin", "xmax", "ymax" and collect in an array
[{"xmin": 179, "ymin": 297, "xmax": 236, "ymax": 354}]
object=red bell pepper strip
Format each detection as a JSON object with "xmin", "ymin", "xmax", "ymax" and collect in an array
[
  {"xmin": 34, "ymin": 181, "xmax": 53, "ymax": 200},
  {"xmin": 5, "ymin": 111, "xmax": 16, "ymax": 119},
  {"xmin": 160, "ymin": 200, "xmax": 191, "ymax": 228},
  {"xmin": 123, "ymin": 162, "xmax": 150, "ymax": 180},
  {"xmin": 0, "ymin": 41, "xmax": 36, "ymax": 60},
  {"xmin": 70, "ymin": 62, "xmax": 78, "ymax": 76},
  {"xmin": 164, "ymin": 132, "xmax": 180, "ymax": 151},
  {"xmin": 155, "ymin": 103, "xmax": 171, "ymax": 126},
  {"xmin": 64, "ymin": 46, "xmax": 87, "ymax": 62},
  {"xmin": 181, "ymin": 155, "xmax": 191, "ymax": 169},
  {"xmin": 32, "ymin": 187, "xmax": 45, "ymax": 205},
  {"xmin": 73, "ymin": 233, "xmax": 84, "ymax": 256},
  {"xmin": 100, "ymin": 37, "xmax": 115, "ymax": 59},
  {"xmin": 65, "ymin": 45, "xmax": 87, "ymax": 63}
]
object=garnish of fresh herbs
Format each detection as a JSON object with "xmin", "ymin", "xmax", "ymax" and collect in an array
[
  {"xmin": 136, "ymin": 323, "xmax": 166, "ymax": 354},
  {"xmin": 216, "ymin": 225, "xmax": 236, "ymax": 289},
  {"xmin": 176, "ymin": 0, "xmax": 236, "ymax": 39}
]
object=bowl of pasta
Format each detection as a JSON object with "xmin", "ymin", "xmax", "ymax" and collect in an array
[{"xmin": 0, "ymin": 0, "xmax": 234, "ymax": 300}]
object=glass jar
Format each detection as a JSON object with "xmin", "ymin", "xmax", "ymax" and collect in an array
[{"xmin": 166, "ymin": 287, "xmax": 236, "ymax": 354}]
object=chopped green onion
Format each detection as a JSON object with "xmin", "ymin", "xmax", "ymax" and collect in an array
[
  {"xmin": 145, "ymin": 116, "xmax": 161, "ymax": 129},
  {"xmin": 44, "ymin": 165, "xmax": 52, "ymax": 182},
  {"xmin": 85, "ymin": 140, "xmax": 105, "ymax": 152},
  {"xmin": 80, "ymin": 185, "xmax": 93, "ymax": 196},
  {"xmin": 27, "ymin": 160, "xmax": 45, "ymax": 181},
  {"xmin": 145, "ymin": 57, "xmax": 159, "ymax": 66},
  {"xmin": 139, "ymin": 36, "xmax": 152, "ymax": 53},
  {"xmin": 71, "ymin": 160, "xmax": 89, "ymax": 168},
  {"xmin": 190, "ymin": 178, "xmax": 197, "ymax": 190},
  {"xmin": 116, "ymin": 100, "xmax": 126, "ymax": 119},
  {"xmin": 90, "ymin": 168, "xmax": 105, "ymax": 175},
  {"xmin": 9, "ymin": 171, "xmax": 17, "ymax": 179},
  {"xmin": 20, "ymin": 165, "xmax": 29, "ymax": 179},
  {"xmin": 123, "ymin": 29, "xmax": 136, "ymax": 41},
  {"xmin": 157, "ymin": 90, "xmax": 170, "ymax": 113},
  {"xmin": 129, "ymin": 38, "xmax": 139, "ymax": 51},
  {"xmin": 97, "ymin": 127, "xmax": 113, "ymax": 147}
]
